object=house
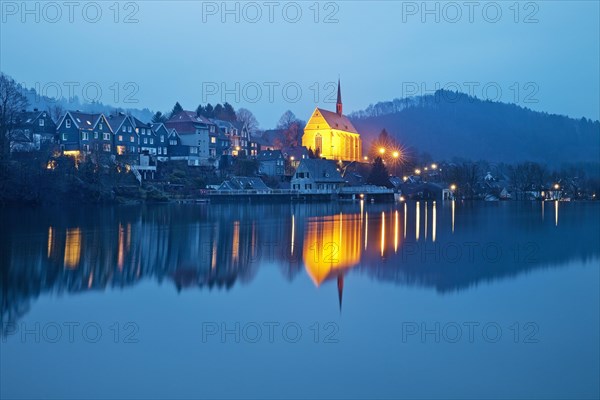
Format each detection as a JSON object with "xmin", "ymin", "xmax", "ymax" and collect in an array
[
  {"xmin": 107, "ymin": 113, "xmax": 139, "ymax": 157},
  {"xmin": 291, "ymin": 159, "xmax": 345, "ymax": 192},
  {"xmin": 151, "ymin": 123, "xmax": 170, "ymax": 161},
  {"xmin": 282, "ymin": 146, "xmax": 309, "ymax": 169},
  {"xmin": 9, "ymin": 109, "xmax": 57, "ymax": 152},
  {"xmin": 257, "ymin": 150, "xmax": 285, "ymax": 177},
  {"xmin": 217, "ymin": 176, "xmax": 270, "ymax": 192},
  {"xmin": 165, "ymin": 111, "xmax": 211, "ymax": 165},
  {"xmin": 57, "ymin": 111, "xmax": 113, "ymax": 156},
  {"xmin": 131, "ymin": 116, "xmax": 156, "ymax": 155}
]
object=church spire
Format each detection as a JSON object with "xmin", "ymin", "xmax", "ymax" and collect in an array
[{"xmin": 336, "ymin": 78, "xmax": 343, "ymax": 115}]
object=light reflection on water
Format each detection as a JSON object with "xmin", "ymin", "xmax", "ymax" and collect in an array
[{"xmin": 0, "ymin": 201, "xmax": 598, "ymax": 399}]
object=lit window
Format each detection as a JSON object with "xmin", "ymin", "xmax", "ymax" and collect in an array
[
  {"xmin": 118, "ymin": 135, "xmax": 123, "ymax": 141},
  {"xmin": 211, "ymin": 137, "xmax": 216, "ymax": 144}
]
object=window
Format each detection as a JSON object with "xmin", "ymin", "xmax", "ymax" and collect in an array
[
  {"xmin": 94, "ymin": 132, "xmax": 98, "ymax": 139},
  {"xmin": 143, "ymin": 138, "xmax": 148, "ymax": 144},
  {"xmin": 190, "ymin": 147, "xmax": 198, "ymax": 154},
  {"xmin": 315, "ymin": 134, "xmax": 322, "ymax": 154},
  {"xmin": 103, "ymin": 133, "xmax": 110, "ymax": 140},
  {"xmin": 163, "ymin": 147, "xmax": 167, "ymax": 155},
  {"xmin": 305, "ymin": 184, "xmax": 312, "ymax": 190},
  {"xmin": 210, "ymin": 137, "xmax": 216, "ymax": 144},
  {"xmin": 39, "ymin": 119, "xmax": 44, "ymax": 126},
  {"xmin": 118, "ymin": 135, "xmax": 123, "ymax": 142},
  {"xmin": 130, "ymin": 146, "xmax": 136, "ymax": 153},
  {"xmin": 82, "ymin": 132, "xmax": 89, "ymax": 140},
  {"xmin": 130, "ymin": 136, "xmax": 135, "ymax": 143},
  {"xmin": 99, "ymin": 123, "xmax": 103, "ymax": 130},
  {"xmin": 158, "ymin": 147, "xmax": 162, "ymax": 155},
  {"xmin": 122, "ymin": 126, "xmax": 126, "ymax": 132},
  {"xmin": 170, "ymin": 140, "xmax": 177, "ymax": 145},
  {"xmin": 150, "ymin": 138, "xmax": 154, "ymax": 144},
  {"xmin": 65, "ymin": 119, "xmax": 71, "ymax": 128},
  {"xmin": 128, "ymin": 126, "xmax": 132, "ymax": 133},
  {"xmin": 160, "ymin": 136, "xmax": 165, "ymax": 143},
  {"xmin": 83, "ymin": 144, "xmax": 90, "ymax": 152},
  {"xmin": 103, "ymin": 144, "xmax": 111, "ymax": 152}
]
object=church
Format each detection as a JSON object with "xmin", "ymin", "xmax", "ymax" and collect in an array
[{"xmin": 302, "ymin": 80, "xmax": 363, "ymax": 162}]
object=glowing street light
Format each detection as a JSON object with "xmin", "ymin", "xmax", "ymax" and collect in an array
[
  {"xmin": 450, "ymin": 184, "xmax": 457, "ymax": 191},
  {"xmin": 363, "ymin": 156, "xmax": 369, "ymax": 161},
  {"xmin": 379, "ymin": 147, "xmax": 386, "ymax": 155},
  {"xmin": 431, "ymin": 163, "xmax": 437, "ymax": 170},
  {"xmin": 415, "ymin": 169, "xmax": 421, "ymax": 175},
  {"xmin": 392, "ymin": 151, "xmax": 399, "ymax": 159},
  {"xmin": 403, "ymin": 176, "xmax": 408, "ymax": 181},
  {"xmin": 553, "ymin": 183, "xmax": 560, "ymax": 190},
  {"xmin": 290, "ymin": 156, "xmax": 295, "ymax": 161}
]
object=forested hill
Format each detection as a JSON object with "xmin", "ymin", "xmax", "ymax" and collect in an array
[{"xmin": 350, "ymin": 90, "xmax": 600, "ymax": 166}]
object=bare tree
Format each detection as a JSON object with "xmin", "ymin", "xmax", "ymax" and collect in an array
[
  {"xmin": 0, "ymin": 73, "xmax": 28, "ymax": 159},
  {"xmin": 276, "ymin": 110, "xmax": 305, "ymax": 149},
  {"xmin": 47, "ymin": 104, "xmax": 64, "ymax": 123},
  {"xmin": 236, "ymin": 108, "xmax": 259, "ymax": 136}
]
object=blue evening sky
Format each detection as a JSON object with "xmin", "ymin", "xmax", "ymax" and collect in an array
[{"xmin": 1, "ymin": 1, "xmax": 598, "ymax": 126}]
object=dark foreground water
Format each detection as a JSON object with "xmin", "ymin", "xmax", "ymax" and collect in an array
[{"xmin": 1, "ymin": 201, "xmax": 599, "ymax": 399}]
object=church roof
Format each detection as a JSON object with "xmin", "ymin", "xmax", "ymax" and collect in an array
[{"xmin": 316, "ymin": 108, "xmax": 358, "ymax": 134}]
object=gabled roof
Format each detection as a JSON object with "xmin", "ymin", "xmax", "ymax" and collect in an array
[
  {"xmin": 151, "ymin": 123, "xmax": 169, "ymax": 135},
  {"xmin": 130, "ymin": 116, "xmax": 151, "ymax": 129},
  {"xmin": 282, "ymin": 146, "xmax": 309, "ymax": 159},
  {"xmin": 15, "ymin": 110, "xmax": 51, "ymax": 126},
  {"xmin": 313, "ymin": 108, "xmax": 358, "ymax": 134},
  {"xmin": 168, "ymin": 111, "xmax": 214, "ymax": 125},
  {"xmin": 295, "ymin": 159, "xmax": 344, "ymax": 183},
  {"xmin": 106, "ymin": 114, "xmax": 129, "ymax": 132},
  {"xmin": 59, "ymin": 111, "xmax": 103, "ymax": 130},
  {"xmin": 218, "ymin": 176, "xmax": 270, "ymax": 191},
  {"xmin": 257, "ymin": 150, "xmax": 283, "ymax": 161}
]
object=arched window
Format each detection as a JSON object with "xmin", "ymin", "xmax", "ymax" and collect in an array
[{"xmin": 315, "ymin": 134, "xmax": 322, "ymax": 155}]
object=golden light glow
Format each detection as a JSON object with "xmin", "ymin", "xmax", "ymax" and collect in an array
[
  {"xmin": 415, "ymin": 169, "xmax": 421, "ymax": 175},
  {"xmin": 450, "ymin": 184, "xmax": 457, "ymax": 191},
  {"xmin": 416, "ymin": 201, "xmax": 420, "ymax": 241},
  {"xmin": 452, "ymin": 200, "xmax": 455, "ymax": 233},
  {"xmin": 46, "ymin": 160, "xmax": 57, "ymax": 170},
  {"xmin": 554, "ymin": 183, "xmax": 560, "ymax": 190},
  {"xmin": 424, "ymin": 201, "xmax": 428, "ymax": 240},
  {"xmin": 392, "ymin": 151, "xmax": 399, "ymax": 159},
  {"xmin": 380, "ymin": 212, "xmax": 385, "ymax": 257},
  {"xmin": 303, "ymin": 214, "xmax": 361, "ymax": 286},
  {"xmin": 118, "ymin": 223, "xmax": 125, "ymax": 270},
  {"xmin": 302, "ymin": 108, "xmax": 363, "ymax": 162},
  {"xmin": 232, "ymin": 221, "xmax": 240, "ymax": 263},
  {"xmin": 64, "ymin": 228, "xmax": 81, "ymax": 269},
  {"xmin": 394, "ymin": 210, "xmax": 399, "ymax": 253},
  {"xmin": 363, "ymin": 156, "xmax": 368, "ymax": 161},
  {"xmin": 364, "ymin": 211, "xmax": 369, "ymax": 250},
  {"xmin": 403, "ymin": 176, "xmax": 408, "ymax": 182},
  {"xmin": 47, "ymin": 227, "xmax": 54, "ymax": 258},
  {"xmin": 63, "ymin": 150, "xmax": 80, "ymax": 158},
  {"xmin": 431, "ymin": 163, "xmax": 438, "ymax": 170},
  {"xmin": 379, "ymin": 147, "xmax": 386, "ymax": 155},
  {"xmin": 291, "ymin": 214, "xmax": 295, "ymax": 255}
]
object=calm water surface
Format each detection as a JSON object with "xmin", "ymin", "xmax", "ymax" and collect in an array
[{"xmin": 1, "ymin": 201, "xmax": 599, "ymax": 399}]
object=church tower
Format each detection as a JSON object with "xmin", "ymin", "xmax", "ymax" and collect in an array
[{"xmin": 336, "ymin": 79, "xmax": 343, "ymax": 115}]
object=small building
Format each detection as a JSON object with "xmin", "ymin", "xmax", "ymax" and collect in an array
[
  {"xmin": 9, "ymin": 109, "xmax": 57, "ymax": 152},
  {"xmin": 165, "ymin": 111, "xmax": 212, "ymax": 165},
  {"xmin": 151, "ymin": 123, "xmax": 170, "ymax": 161},
  {"xmin": 291, "ymin": 159, "xmax": 345, "ymax": 192},
  {"xmin": 257, "ymin": 150, "xmax": 285, "ymax": 177},
  {"xmin": 107, "ymin": 113, "xmax": 139, "ymax": 157},
  {"xmin": 131, "ymin": 116, "xmax": 156, "ymax": 155},
  {"xmin": 282, "ymin": 146, "xmax": 309, "ymax": 170}
]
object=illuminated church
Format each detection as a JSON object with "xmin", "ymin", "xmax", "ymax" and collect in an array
[{"xmin": 302, "ymin": 80, "xmax": 363, "ymax": 162}]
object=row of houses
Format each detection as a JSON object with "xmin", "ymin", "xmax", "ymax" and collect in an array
[{"xmin": 10, "ymin": 108, "xmax": 260, "ymax": 167}]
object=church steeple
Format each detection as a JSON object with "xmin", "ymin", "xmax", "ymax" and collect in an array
[{"xmin": 336, "ymin": 78, "xmax": 343, "ymax": 115}]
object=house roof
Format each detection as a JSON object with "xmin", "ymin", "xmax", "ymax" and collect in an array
[
  {"xmin": 106, "ymin": 114, "xmax": 129, "ymax": 132},
  {"xmin": 59, "ymin": 111, "xmax": 103, "ymax": 130},
  {"xmin": 219, "ymin": 176, "xmax": 269, "ymax": 191},
  {"xmin": 315, "ymin": 108, "xmax": 358, "ymax": 134},
  {"xmin": 15, "ymin": 110, "xmax": 51, "ymax": 126},
  {"xmin": 296, "ymin": 159, "xmax": 344, "ymax": 183},
  {"xmin": 257, "ymin": 150, "xmax": 283, "ymax": 161},
  {"xmin": 282, "ymin": 146, "xmax": 309, "ymax": 159}
]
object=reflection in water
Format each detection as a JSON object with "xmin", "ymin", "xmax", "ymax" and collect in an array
[
  {"xmin": 63, "ymin": 228, "xmax": 81, "ymax": 269},
  {"xmin": 2, "ymin": 201, "xmax": 599, "ymax": 327},
  {"xmin": 555, "ymin": 200, "xmax": 559, "ymax": 226}
]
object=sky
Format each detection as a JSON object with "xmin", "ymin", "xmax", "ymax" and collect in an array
[{"xmin": 1, "ymin": 1, "xmax": 599, "ymax": 127}]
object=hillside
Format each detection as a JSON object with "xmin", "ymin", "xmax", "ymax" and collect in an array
[{"xmin": 350, "ymin": 90, "xmax": 600, "ymax": 166}]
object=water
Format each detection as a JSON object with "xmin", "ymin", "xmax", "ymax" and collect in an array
[{"xmin": 1, "ymin": 201, "xmax": 599, "ymax": 399}]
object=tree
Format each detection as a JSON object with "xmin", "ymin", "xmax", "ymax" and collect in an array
[
  {"xmin": 367, "ymin": 157, "xmax": 390, "ymax": 187},
  {"xmin": 0, "ymin": 73, "xmax": 28, "ymax": 159},
  {"xmin": 368, "ymin": 128, "xmax": 402, "ymax": 163},
  {"xmin": 171, "ymin": 102, "xmax": 183, "ymax": 117},
  {"xmin": 195, "ymin": 104, "xmax": 204, "ymax": 117},
  {"xmin": 151, "ymin": 111, "xmax": 167, "ymax": 123},
  {"xmin": 47, "ymin": 104, "xmax": 64, "ymax": 123},
  {"xmin": 222, "ymin": 102, "xmax": 236, "ymax": 121},
  {"xmin": 213, "ymin": 104, "xmax": 224, "ymax": 120},
  {"xmin": 203, "ymin": 103, "xmax": 214, "ymax": 118},
  {"xmin": 276, "ymin": 110, "xmax": 304, "ymax": 149},
  {"xmin": 236, "ymin": 108, "xmax": 259, "ymax": 135}
]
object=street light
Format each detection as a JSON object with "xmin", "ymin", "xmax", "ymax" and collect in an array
[
  {"xmin": 392, "ymin": 151, "xmax": 400, "ymax": 176},
  {"xmin": 554, "ymin": 183, "xmax": 560, "ymax": 190},
  {"xmin": 363, "ymin": 156, "xmax": 369, "ymax": 161},
  {"xmin": 415, "ymin": 169, "xmax": 421, "ymax": 175},
  {"xmin": 379, "ymin": 147, "xmax": 385, "ymax": 155},
  {"xmin": 431, "ymin": 163, "xmax": 438, "ymax": 170},
  {"xmin": 450, "ymin": 184, "xmax": 457, "ymax": 191},
  {"xmin": 392, "ymin": 151, "xmax": 399, "ymax": 159}
]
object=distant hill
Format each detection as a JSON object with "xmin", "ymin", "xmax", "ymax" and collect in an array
[{"xmin": 349, "ymin": 90, "xmax": 600, "ymax": 166}]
